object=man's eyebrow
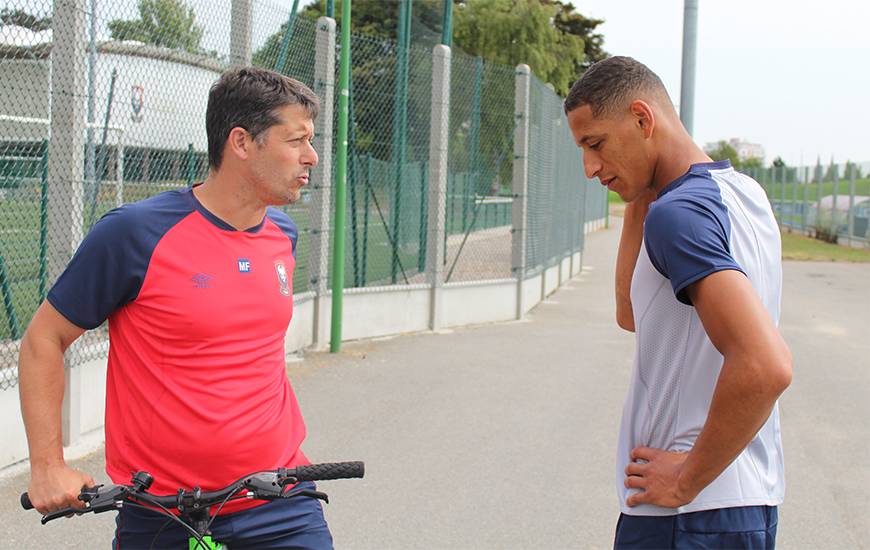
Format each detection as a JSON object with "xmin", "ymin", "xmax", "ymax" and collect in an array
[
  {"xmin": 577, "ymin": 134, "xmax": 600, "ymax": 147},
  {"xmin": 285, "ymin": 126, "xmax": 313, "ymax": 137}
]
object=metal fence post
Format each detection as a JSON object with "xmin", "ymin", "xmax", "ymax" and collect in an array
[
  {"xmin": 831, "ymin": 162, "xmax": 839, "ymax": 238},
  {"xmin": 310, "ymin": 17, "xmax": 336, "ymax": 349},
  {"xmin": 185, "ymin": 143, "xmax": 195, "ymax": 187},
  {"xmin": 779, "ymin": 164, "xmax": 786, "ymax": 229},
  {"xmin": 50, "ymin": 0, "xmax": 88, "ymax": 447},
  {"xmin": 801, "ymin": 165, "xmax": 809, "ymax": 233},
  {"xmin": 847, "ymin": 163, "xmax": 856, "ymax": 246},
  {"xmin": 230, "ymin": 0, "xmax": 253, "ymax": 67},
  {"xmin": 427, "ymin": 44, "xmax": 450, "ymax": 330},
  {"xmin": 38, "ymin": 139, "xmax": 49, "ymax": 301},
  {"xmin": 790, "ymin": 166, "xmax": 797, "ymax": 231},
  {"xmin": 512, "ymin": 65, "xmax": 531, "ymax": 320}
]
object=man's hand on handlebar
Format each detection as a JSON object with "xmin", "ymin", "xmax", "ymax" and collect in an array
[{"xmin": 26, "ymin": 463, "xmax": 95, "ymax": 515}]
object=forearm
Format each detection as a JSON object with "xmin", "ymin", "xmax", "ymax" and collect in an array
[
  {"xmin": 678, "ymin": 354, "xmax": 789, "ymax": 497},
  {"xmin": 19, "ymin": 330, "xmax": 67, "ymax": 468},
  {"xmin": 615, "ymin": 198, "xmax": 652, "ymax": 331}
]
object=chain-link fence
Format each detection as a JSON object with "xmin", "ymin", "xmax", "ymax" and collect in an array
[
  {"xmin": 742, "ymin": 163, "xmax": 869, "ymax": 246},
  {"xmin": 0, "ymin": 0, "xmax": 606, "ymax": 391}
]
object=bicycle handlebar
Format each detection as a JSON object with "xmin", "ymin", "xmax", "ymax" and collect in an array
[
  {"xmin": 21, "ymin": 461, "xmax": 365, "ymax": 523},
  {"xmin": 293, "ymin": 461, "xmax": 365, "ymax": 482}
]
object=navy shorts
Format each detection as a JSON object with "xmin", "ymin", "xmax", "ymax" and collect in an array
[
  {"xmin": 112, "ymin": 482, "xmax": 333, "ymax": 549},
  {"xmin": 614, "ymin": 505, "xmax": 778, "ymax": 549}
]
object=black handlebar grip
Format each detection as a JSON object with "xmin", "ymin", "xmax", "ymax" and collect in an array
[
  {"xmin": 293, "ymin": 461, "xmax": 365, "ymax": 482},
  {"xmin": 21, "ymin": 493, "xmax": 33, "ymax": 510}
]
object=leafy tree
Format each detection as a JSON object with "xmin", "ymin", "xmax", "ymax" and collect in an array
[
  {"xmin": 108, "ymin": 0, "xmax": 204, "ymax": 54},
  {"xmin": 843, "ymin": 160, "xmax": 863, "ymax": 180},
  {"xmin": 823, "ymin": 159, "xmax": 839, "ymax": 182},
  {"xmin": 707, "ymin": 140, "xmax": 739, "ymax": 166},
  {"xmin": 741, "ymin": 157, "xmax": 763, "ymax": 169},
  {"xmin": 453, "ymin": 0, "xmax": 585, "ymax": 96},
  {"xmin": 549, "ymin": 0, "xmax": 607, "ymax": 73},
  {"xmin": 0, "ymin": 8, "xmax": 51, "ymax": 31},
  {"xmin": 296, "ymin": 0, "xmax": 605, "ymax": 95}
]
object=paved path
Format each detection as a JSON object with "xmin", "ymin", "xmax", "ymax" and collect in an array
[{"xmin": 1, "ymin": 218, "xmax": 867, "ymax": 549}]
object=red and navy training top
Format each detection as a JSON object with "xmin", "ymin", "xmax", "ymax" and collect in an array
[{"xmin": 48, "ymin": 187, "xmax": 308, "ymax": 514}]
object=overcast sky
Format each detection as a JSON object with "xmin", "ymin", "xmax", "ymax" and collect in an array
[{"xmin": 572, "ymin": 0, "xmax": 870, "ymax": 167}]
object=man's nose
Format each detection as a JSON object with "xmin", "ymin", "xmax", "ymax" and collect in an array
[
  {"xmin": 304, "ymin": 142, "xmax": 318, "ymax": 168},
  {"xmin": 583, "ymin": 152, "xmax": 601, "ymax": 180}
]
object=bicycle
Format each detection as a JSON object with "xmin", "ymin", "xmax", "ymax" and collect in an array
[{"xmin": 21, "ymin": 460, "xmax": 365, "ymax": 550}]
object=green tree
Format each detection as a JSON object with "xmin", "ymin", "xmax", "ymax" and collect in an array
[
  {"xmin": 707, "ymin": 140, "xmax": 739, "ymax": 166},
  {"xmin": 843, "ymin": 160, "xmax": 864, "ymax": 179},
  {"xmin": 108, "ymin": 0, "xmax": 204, "ymax": 54},
  {"xmin": 453, "ymin": 0, "xmax": 585, "ymax": 96},
  {"xmin": 741, "ymin": 157, "xmax": 763, "ymax": 169},
  {"xmin": 823, "ymin": 159, "xmax": 839, "ymax": 182},
  {"xmin": 1, "ymin": 8, "xmax": 51, "ymax": 31},
  {"xmin": 296, "ymin": 0, "xmax": 605, "ymax": 95},
  {"xmin": 549, "ymin": 0, "xmax": 607, "ymax": 73}
]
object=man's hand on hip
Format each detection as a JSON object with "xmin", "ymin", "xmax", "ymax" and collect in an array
[{"xmin": 624, "ymin": 446, "xmax": 698, "ymax": 509}]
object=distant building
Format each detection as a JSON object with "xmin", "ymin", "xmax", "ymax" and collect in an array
[{"xmin": 704, "ymin": 138, "xmax": 765, "ymax": 163}]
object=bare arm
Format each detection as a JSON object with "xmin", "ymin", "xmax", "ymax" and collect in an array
[
  {"xmin": 18, "ymin": 300, "xmax": 94, "ymax": 514},
  {"xmin": 615, "ymin": 192, "xmax": 655, "ymax": 332},
  {"xmin": 625, "ymin": 270, "xmax": 792, "ymax": 507}
]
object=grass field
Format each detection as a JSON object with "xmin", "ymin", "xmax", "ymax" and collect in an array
[{"xmin": 780, "ymin": 231, "xmax": 870, "ymax": 262}]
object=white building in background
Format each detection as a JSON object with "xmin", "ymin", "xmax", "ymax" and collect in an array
[{"xmin": 704, "ymin": 138, "xmax": 765, "ymax": 163}]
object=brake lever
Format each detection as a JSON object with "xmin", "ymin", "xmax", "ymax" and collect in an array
[
  {"xmin": 86, "ymin": 484, "xmax": 130, "ymax": 514},
  {"xmin": 243, "ymin": 472, "xmax": 284, "ymax": 499},
  {"xmin": 283, "ymin": 487, "xmax": 329, "ymax": 504},
  {"xmin": 40, "ymin": 506, "xmax": 88, "ymax": 525}
]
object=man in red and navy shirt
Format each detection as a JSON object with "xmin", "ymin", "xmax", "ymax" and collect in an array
[{"xmin": 19, "ymin": 67, "xmax": 332, "ymax": 548}]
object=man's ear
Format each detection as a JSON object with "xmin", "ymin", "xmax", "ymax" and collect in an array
[
  {"xmin": 225, "ymin": 127, "xmax": 252, "ymax": 162},
  {"xmin": 629, "ymin": 100, "xmax": 655, "ymax": 139}
]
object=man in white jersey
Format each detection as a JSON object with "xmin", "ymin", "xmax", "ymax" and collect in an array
[{"xmin": 565, "ymin": 57, "xmax": 792, "ymax": 548}]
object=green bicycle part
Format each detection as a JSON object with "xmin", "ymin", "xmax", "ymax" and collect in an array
[{"xmin": 189, "ymin": 534, "xmax": 226, "ymax": 550}]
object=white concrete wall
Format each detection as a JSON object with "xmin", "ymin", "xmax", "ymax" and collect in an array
[
  {"xmin": 522, "ymin": 274, "xmax": 543, "ymax": 315},
  {"xmin": 0, "ymin": 383, "xmax": 28, "ymax": 468},
  {"xmin": 442, "ymin": 280, "xmax": 516, "ymax": 327},
  {"xmin": 543, "ymin": 264, "xmax": 560, "ymax": 297},
  {"xmin": 78, "ymin": 358, "xmax": 107, "ymax": 434}
]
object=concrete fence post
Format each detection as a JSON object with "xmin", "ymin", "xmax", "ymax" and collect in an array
[
  {"xmin": 230, "ymin": 0, "xmax": 254, "ymax": 67},
  {"xmin": 511, "ymin": 65, "xmax": 530, "ymax": 320},
  {"xmin": 310, "ymin": 17, "xmax": 336, "ymax": 348},
  {"xmin": 427, "ymin": 45, "xmax": 451, "ymax": 330},
  {"xmin": 50, "ymin": 0, "xmax": 88, "ymax": 446}
]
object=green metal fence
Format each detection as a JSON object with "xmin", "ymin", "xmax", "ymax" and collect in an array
[
  {"xmin": 742, "ymin": 163, "xmax": 869, "ymax": 246},
  {"xmin": 0, "ymin": 1, "xmax": 606, "ymax": 390}
]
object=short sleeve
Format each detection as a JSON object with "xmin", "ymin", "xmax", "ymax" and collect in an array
[
  {"xmin": 266, "ymin": 208, "xmax": 299, "ymax": 257},
  {"xmin": 644, "ymin": 196, "xmax": 745, "ymax": 305},
  {"xmin": 47, "ymin": 206, "xmax": 152, "ymax": 329}
]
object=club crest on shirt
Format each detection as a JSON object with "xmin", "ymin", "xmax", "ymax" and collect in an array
[{"xmin": 274, "ymin": 260, "xmax": 290, "ymax": 296}]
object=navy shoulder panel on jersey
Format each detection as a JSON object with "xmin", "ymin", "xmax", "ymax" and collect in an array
[
  {"xmin": 644, "ymin": 165, "xmax": 744, "ymax": 305},
  {"xmin": 47, "ymin": 189, "xmax": 196, "ymax": 329},
  {"xmin": 266, "ymin": 208, "xmax": 299, "ymax": 256}
]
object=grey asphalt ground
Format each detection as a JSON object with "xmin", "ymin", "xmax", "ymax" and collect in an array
[{"xmin": 1, "ymin": 218, "xmax": 868, "ymax": 549}]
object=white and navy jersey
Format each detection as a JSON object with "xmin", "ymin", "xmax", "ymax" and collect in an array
[{"xmin": 617, "ymin": 160, "xmax": 785, "ymax": 516}]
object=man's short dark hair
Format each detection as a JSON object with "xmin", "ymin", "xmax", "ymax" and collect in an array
[
  {"xmin": 206, "ymin": 67, "xmax": 319, "ymax": 169},
  {"xmin": 564, "ymin": 56, "xmax": 670, "ymax": 118}
]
